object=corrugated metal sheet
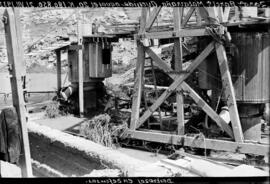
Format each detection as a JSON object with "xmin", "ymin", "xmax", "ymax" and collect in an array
[
  {"xmin": 88, "ymin": 42, "xmax": 112, "ymax": 78},
  {"xmin": 231, "ymin": 32, "xmax": 270, "ymax": 103},
  {"xmin": 68, "ymin": 42, "xmax": 112, "ymax": 83}
]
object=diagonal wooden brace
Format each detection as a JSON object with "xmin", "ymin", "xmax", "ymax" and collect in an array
[
  {"xmin": 144, "ymin": 44, "xmax": 234, "ymax": 137},
  {"xmin": 181, "ymin": 83, "xmax": 234, "ymax": 138},
  {"xmin": 136, "ymin": 42, "xmax": 215, "ymax": 129},
  {"xmin": 182, "ymin": 7, "xmax": 195, "ymax": 27},
  {"xmin": 145, "ymin": 7, "xmax": 162, "ymax": 32},
  {"xmin": 215, "ymin": 43, "xmax": 244, "ymax": 143}
]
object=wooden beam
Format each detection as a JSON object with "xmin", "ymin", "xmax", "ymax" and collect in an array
[
  {"xmin": 144, "ymin": 47, "xmax": 172, "ymax": 73},
  {"xmin": 127, "ymin": 130, "xmax": 269, "ymax": 155},
  {"xmin": 215, "ymin": 43, "xmax": 244, "ymax": 143},
  {"xmin": 130, "ymin": 41, "xmax": 145, "ymax": 130},
  {"xmin": 127, "ymin": 81, "xmax": 234, "ymax": 138},
  {"xmin": 137, "ymin": 42, "xmax": 215, "ymax": 128},
  {"xmin": 139, "ymin": 8, "xmax": 148, "ymax": 34},
  {"xmin": 77, "ymin": 13, "xmax": 84, "ymax": 117},
  {"xmin": 144, "ymin": 45, "xmax": 233, "ymax": 138},
  {"xmin": 139, "ymin": 27, "xmax": 224, "ymax": 39},
  {"xmin": 14, "ymin": 8, "xmax": 26, "ymax": 77},
  {"xmin": 150, "ymin": 59, "xmax": 162, "ymax": 126},
  {"xmin": 182, "ymin": 7, "xmax": 195, "ymax": 27},
  {"xmin": 181, "ymin": 83, "xmax": 234, "ymax": 138},
  {"xmin": 4, "ymin": 8, "xmax": 33, "ymax": 177},
  {"xmin": 56, "ymin": 50, "xmax": 61, "ymax": 92},
  {"xmin": 173, "ymin": 7, "xmax": 185, "ymax": 135},
  {"xmin": 130, "ymin": 7, "xmax": 148, "ymax": 130},
  {"xmin": 145, "ymin": 7, "xmax": 162, "ymax": 31}
]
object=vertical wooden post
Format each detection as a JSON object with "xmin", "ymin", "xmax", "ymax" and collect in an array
[
  {"xmin": 215, "ymin": 43, "xmax": 244, "ymax": 143},
  {"xmin": 130, "ymin": 8, "xmax": 148, "ymax": 130},
  {"xmin": 173, "ymin": 7, "xmax": 185, "ymax": 135},
  {"xmin": 4, "ymin": 8, "xmax": 33, "ymax": 177},
  {"xmin": 56, "ymin": 50, "xmax": 61, "ymax": 92},
  {"xmin": 150, "ymin": 59, "xmax": 162, "ymax": 125},
  {"xmin": 77, "ymin": 12, "xmax": 84, "ymax": 117},
  {"xmin": 130, "ymin": 42, "xmax": 145, "ymax": 130},
  {"xmin": 13, "ymin": 8, "xmax": 26, "ymax": 77}
]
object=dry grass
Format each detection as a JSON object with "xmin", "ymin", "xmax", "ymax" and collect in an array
[
  {"xmin": 45, "ymin": 101, "xmax": 61, "ymax": 118},
  {"xmin": 79, "ymin": 113, "xmax": 129, "ymax": 148}
]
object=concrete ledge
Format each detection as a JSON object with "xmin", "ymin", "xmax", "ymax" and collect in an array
[{"xmin": 27, "ymin": 121, "xmax": 148, "ymax": 176}]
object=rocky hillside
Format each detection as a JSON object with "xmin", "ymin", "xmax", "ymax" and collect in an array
[
  {"xmin": 0, "ymin": 8, "xmax": 143, "ymax": 72},
  {"xmin": 0, "ymin": 7, "xmax": 180, "ymax": 73}
]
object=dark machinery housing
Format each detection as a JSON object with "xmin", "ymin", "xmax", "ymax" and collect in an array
[{"xmin": 54, "ymin": 36, "xmax": 118, "ymax": 114}]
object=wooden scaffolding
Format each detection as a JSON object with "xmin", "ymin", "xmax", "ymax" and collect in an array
[{"xmin": 127, "ymin": 7, "xmax": 269, "ymax": 156}]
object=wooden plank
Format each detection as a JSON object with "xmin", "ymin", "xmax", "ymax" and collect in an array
[
  {"xmin": 145, "ymin": 7, "xmax": 162, "ymax": 31},
  {"xmin": 140, "ymin": 28, "xmax": 224, "ymax": 39},
  {"xmin": 77, "ymin": 13, "xmax": 84, "ymax": 117},
  {"xmin": 4, "ymin": 8, "xmax": 33, "ymax": 177},
  {"xmin": 173, "ymin": 7, "xmax": 185, "ymax": 135},
  {"xmin": 181, "ymin": 83, "xmax": 234, "ymax": 138},
  {"xmin": 127, "ymin": 130, "xmax": 269, "ymax": 155},
  {"xmin": 56, "ymin": 50, "xmax": 61, "ymax": 92},
  {"xmin": 182, "ymin": 7, "xmax": 195, "ymax": 27},
  {"xmin": 137, "ymin": 42, "xmax": 215, "ymax": 128},
  {"xmin": 130, "ymin": 41, "xmax": 145, "ymax": 130},
  {"xmin": 215, "ymin": 43, "xmax": 244, "ymax": 143}
]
